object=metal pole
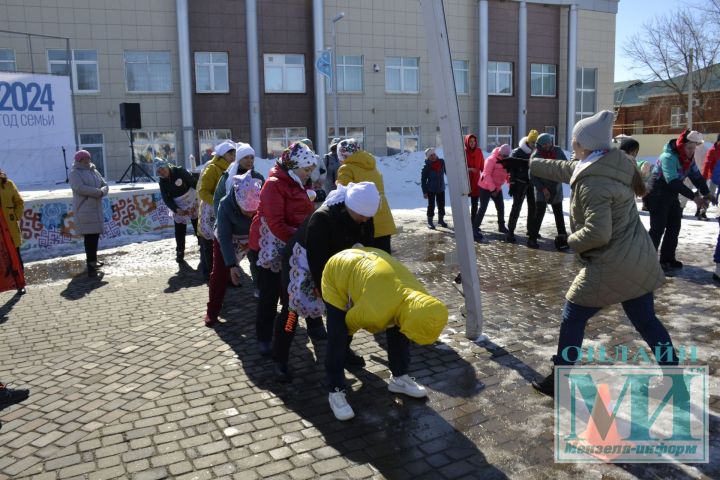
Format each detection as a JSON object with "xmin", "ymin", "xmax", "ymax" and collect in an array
[
  {"xmin": 566, "ymin": 4, "xmax": 578, "ymax": 149},
  {"xmin": 687, "ymin": 48, "xmax": 693, "ymax": 129},
  {"xmin": 176, "ymin": 0, "xmax": 195, "ymax": 169},
  {"xmin": 66, "ymin": 38, "xmax": 78, "ymax": 151},
  {"xmin": 246, "ymin": 0, "xmax": 262, "ymax": 154},
  {"xmin": 27, "ymin": 34, "xmax": 34, "ymax": 73},
  {"xmin": 478, "ymin": 0, "xmax": 488, "ymax": 150},
  {"xmin": 421, "ymin": 0, "xmax": 485, "ymax": 340},
  {"xmin": 518, "ymin": 1, "xmax": 527, "ymax": 141},
  {"xmin": 312, "ymin": 0, "xmax": 328, "ymax": 155},
  {"xmin": 332, "ymin": 20, "xmax": 339, "ymax": 137}
]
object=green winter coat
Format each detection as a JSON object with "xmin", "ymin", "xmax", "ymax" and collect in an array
[{"xmin": 530, "ymin": 149, "xmax": 664, "ymax": 307}]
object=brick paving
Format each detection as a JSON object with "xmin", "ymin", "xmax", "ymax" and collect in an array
[{"xmin": 1, "ymin": 208, "xmax": 718, "ymax": 479}]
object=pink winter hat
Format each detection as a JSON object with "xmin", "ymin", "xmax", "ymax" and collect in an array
[
  {"xmin": 498, "ymin": 144, "xmax": 512, "ymax": 157},
  {"xmin": 74, "ymin": 150, "xmax": 91, "ymax": 162}
]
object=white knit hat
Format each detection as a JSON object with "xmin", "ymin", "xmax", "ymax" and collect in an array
[
  {"xmin": 687, "ymin": 130, "xmax": 704, "ymax": 144},
  {"xmin": 572, "ymin": 110, "xmax": 614, "ymax": 151},
  {"xmin": 345, "ymin": 182, "xmax": 381, "ymax": 217},
  {"xmin": 235, "ymin": 142, "xmax": 255, "ymax": 161},
  {"xmin": 213, "ymin": 140, "xmax": 236, "ymax": 156}
]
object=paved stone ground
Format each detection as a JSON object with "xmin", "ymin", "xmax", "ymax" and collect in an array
[{"xmin": 1, "ymin": 207, "xmax": 718, "ymax": 480}]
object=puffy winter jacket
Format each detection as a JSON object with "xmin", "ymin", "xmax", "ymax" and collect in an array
[
  {"xmin": 703, "ymin": 144, "xmax": 720, "ymax": 180},
  {"xmin": 646, "ymin": 139, "xmax": 709, "ymax": 201},
  {"xmin": 69, "ymin": 162, "xmax": 107, "ymax": 235},
  {"xmin": 421, "ymin": 158, "xmax": 446, "ymax": 194},
  {"xmin": 464, "ymin": 134, "xmax": 484, "ymax": 197},
  {"xmin": 197, "ymin": 155, "xmax": 230, "ymax": 229},
  {"xmin": 0, "ymin": 179, "xmax": 24, "ymax": 247},
  {"xmin": 478, "ymin": 147, "xmax": 508, "ymax": 192},
  {"xmin": 530, "ymin": 149, "xmax": 664, "ymax": 307},
  {"xmin": 248, "ymin": 165, "xmax": 314, "ymax": 251},
  {"xmin": 531, "ymin": 146, "xmax": 567, "ymax": 204},
  {"xmin": 337, "ymin": 151, "xmax": 397, "ymax": 238},
  {"xmin": 321, "ymin": 247, "xmax": 448, "ymax": 345}
]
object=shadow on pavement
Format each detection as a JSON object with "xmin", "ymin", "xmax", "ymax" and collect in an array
[
  {"xmin": 213, "ymin": 316, "xmax": 508, "ymax": 479},
  {"xmin": 164, "ymin": 260, "xmax": 208, "ymax": 293},
  {"xmin": 0, "ymin": 293, "xmax": 22, "ymax": 324},
  {"xmin": 59, "ymin": 272, "xmax": 108, "ymax": 300},
  {"xmin": 478, "ymin": 339, "xmax": 543, "ymax": 385},
  {"xmin": 662, "ymin": 264, "xmax": 717, "ymax": 286}
]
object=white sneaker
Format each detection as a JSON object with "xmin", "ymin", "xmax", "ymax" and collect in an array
[
  {"xmin": 388, "ymin": 374, "xmax": 427, "ymax": 398},
  {"xmin": 328, "ymin": 388, "xmax": 354, "ymax": 421}
]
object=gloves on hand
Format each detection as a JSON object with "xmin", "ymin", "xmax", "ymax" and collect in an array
[{"xmin": 100, "ymin": 185, "xmax": 109, "ymax": 196}]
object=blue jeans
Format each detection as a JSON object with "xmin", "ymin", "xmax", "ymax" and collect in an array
[
  {"xmin": 714, "ymin": 217, "xmax": 720, "ymax": 264},
  {"xmin": 325, "ymin": 302, "xmax": 410, "ymax": 391},
  {"xmin": 553, "ymin": 292, "xmax": 678, "ymax": 366}
]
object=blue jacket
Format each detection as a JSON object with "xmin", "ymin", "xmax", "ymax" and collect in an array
[
  {"xmin": 648, "ymin": 140, "xmax": 709, "ymax": 200},
  {"xmin": 216, "ymin": 187, "xmax": 253, "ymax": 267},
  {"xmin": 421, "ymin": 158, "xmax": 446, "ymax": 194}
]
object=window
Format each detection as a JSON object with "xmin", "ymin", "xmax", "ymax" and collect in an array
[
  {"xmin": 124, "ymin": 51, "xmax": 172, "ymax": 93},
  {"xmin": 48, "ymin": 49, "xmax": 99, "ymax": 92},
  {"xmin": 435, "ymin": 126, "xmax": 470, "ymax": 148},
  {"xmin": 78, "ymin": 133, "xmax": 106, "ymax": 176},
  {"xmin": 488, "ymin": 61, "xmax": 512, "ymax": 96},
  {"xmin": 266, "ymin": 127, "xmax": 308, "ymax": 157},
  {"xmin": 385, "ymin": 57, "xmax": 419, "ymax": 93},
  {"xmin": 386, "ymin": 126, "xmax": 419, "ymax": 155},
  {"xmin": 134, "ymin": 131, "xmax": 177, "ymax": 176},
  {"xmin": 633, "ymin": 120, "xmax": 644, "ymax": 135},
  {"xmin": 198, "ymin": 129, "xmax": 232, "ymax": 163},
  {"xmin": 453, "ymin": 60, "xmax": 469, "ymax": 95},
  {"xmin": 531, "ymin": 63, "xmax": 556, "ymax": 97},
  {"xmin": 487, "ymin": 126, "xmax": 512, "ymax": 150},
  {"xmin": 670, "ymin": 107, "xmax": 685, "ymax": 128},
  {"xmin": 0, "ymin": 49, "xmax": 16, "ymax": 72},
  {"xmin": 575, "ymin": 67, "xmax": 597, "ymax": 122},
  {"xmin": 264, "ymin": 54, "xmax": 305, "ymax": 93},
  {"xmin": 327, "ymin": 127, "xmax": 365, "ymax": 149},
  {"xmin": 544, "ymin": 126, "xmax": 556, "ymax": 143},
  {"xmin": 336, "ymin": 55, "xmax": 363, "ymax": 92},
  {"xmin": 194, "ymin": 52, "xmax": 229, "ymax": 93}
]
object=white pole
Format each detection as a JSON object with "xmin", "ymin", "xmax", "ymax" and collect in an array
[
  {"xmin": 420, "ymin": 0, "xmax": 485, "ymax": 340},
  {"xmin": 478, "ymin": 0, "xmax": 489, "ymax": 150},
  {"xmin": 246, "ymin": 0, "xmax": 262, "ymax": 154},
  {"xmin": 518, "ymin": 1, "xmax": 527, "ymax": 141},
  {"xmin": 313, "ymin": 0, "xmax": 327, "ymax": 155},
  {"xmin": 687, "ymin": 48, "xmax": 693, "ymax": 129},
  {"xmin": 566, "ymin": 4, "xmax": 578, "ymax": 150},
  {"xmin": 331, "ymin": 13, "xmax": 344, "ymax": 138},
  {"xmin": 176, "ymin": 0, "xmax": 194, "ymax": 168}
]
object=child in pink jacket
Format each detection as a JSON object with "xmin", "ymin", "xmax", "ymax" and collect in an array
[{"xmin": 472, "ymin": 144, "xmax": 511, "ymax": 241}]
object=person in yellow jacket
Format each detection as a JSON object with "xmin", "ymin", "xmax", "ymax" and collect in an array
[
  {"xmin": 336, "ymin": 139, "xmax": 397, "ymax": 253},
  {"xmin": 196, "ymin": 140, "xmax": 235, "ymax": 280},
  {"xmin": 0, "ymin": 169, "xmax": 26, "ymax": 295},
  {"xmin": 321, "ymin": 247, "xmax": 448, "ymax": 421}
]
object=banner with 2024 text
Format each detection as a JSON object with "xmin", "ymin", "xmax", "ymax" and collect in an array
[{"xmin": 0, "ymin": 72, "xmax": 75, "ymax": 186}]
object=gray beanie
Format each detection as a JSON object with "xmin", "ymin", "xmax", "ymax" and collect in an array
[{"xmin": 572, "ymin": 110, "xmax": 614, "ymax": 151}]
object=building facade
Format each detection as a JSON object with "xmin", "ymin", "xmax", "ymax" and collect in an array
[{"xmin": 0, "ymin": 0, "xmax": 618, "ymax": 182}]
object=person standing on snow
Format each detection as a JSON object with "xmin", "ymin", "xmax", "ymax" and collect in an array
[
  {"xmin": 472, "ymin": 144, "xmax": 511, "ymax": 241},
  {"xmin": 321, "ymin": 247, "xmax": 448, "ymax": 420},
  {"xmin": 336, "ymin": 138, "xmax": 397, "ymax": 254},
  {"xmin": 528, "ymin": 133, "xmax": 569, "ymax": 250},
  {"xmin": 421, "ymin": 148, "xmax": 447, "ymax": 230},
  {"xmin": 504, "ymin": 130, "xmax": 539, "ymax": 243},
  {"xmin": 529, "ymin": 110, "xmax": 681, "ymax": 396},
  {"xmin": 643, "ymin": 129, "xmax": 713, "ymax": 272},
  {"xmin": 464, "ymin": 134, "xmax": 484, "ymax": 225}
]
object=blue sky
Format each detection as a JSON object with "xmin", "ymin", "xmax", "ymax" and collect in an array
[{"xmin": 614, "ymin": 0, "xmax": 680, "ymax": 82}]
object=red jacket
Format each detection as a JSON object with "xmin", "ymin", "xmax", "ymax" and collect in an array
[
  {"xmin": 703, "ymin": 144, "xmax": 720, "ymax": 180},
  {"xmin": 464, "ymin": 134, "xmax": 485, "ymax": 197},
  {"xmin": 249, "ymin": 165, "xmax": 314, "ymax": 250}
]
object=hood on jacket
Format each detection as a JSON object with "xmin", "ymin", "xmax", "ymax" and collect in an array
[
  {"xmin": 395, "ymin": 290, "xmax": 448, "ymax": 345},
  {"xmin": 343, "ymin": 150, "xmax": 376, "ymax": 170},
  {"xmin": 518, "ymin": 137, "xmax": 532, "ymax": 154},
  {"xmin": 572, "ymin": 149, "xmax": 634, "ymax": 187},
  {"xmin": 464, "ymin": 134, "xmax": 478, "ymax": 151}
]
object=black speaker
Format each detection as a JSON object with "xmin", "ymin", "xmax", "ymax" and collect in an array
[{"xmin": 119, "ymin": 102, "xmax": 141, "ymax": 130}]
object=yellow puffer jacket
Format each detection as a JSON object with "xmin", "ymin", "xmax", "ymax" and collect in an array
[
  {"xmin": 0, "ymin": 179, "xmax": 24, "ymax": 247},
  {"xmin": 197, "ymin": 155, "xmax": 230, "ymax": 227},
  {"xmin": 321, "ymin": 247, "xmax": 447, "ymax": 345},
  {"xmin": 337, "ymin": 151, "xmax": 397, "ymax": 238}
]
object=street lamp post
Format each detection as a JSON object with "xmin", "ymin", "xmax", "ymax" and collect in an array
[{"xmin": 331, "ymin": 12, "xmax": 345, "ymax": 139}]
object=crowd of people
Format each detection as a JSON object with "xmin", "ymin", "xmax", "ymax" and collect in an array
[{"xmin": 1, "ymin": 111, "xmax": 719, "ymax": 420}]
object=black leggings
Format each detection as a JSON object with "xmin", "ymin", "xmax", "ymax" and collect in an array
[{"xmin": 84, "ymin": 233, "xmax": 100, "ymax": 264}]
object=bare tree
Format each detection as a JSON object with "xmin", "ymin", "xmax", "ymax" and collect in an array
[{"xmin": 623, "ymin": 6, "xmax": 720, "ymax": 122}]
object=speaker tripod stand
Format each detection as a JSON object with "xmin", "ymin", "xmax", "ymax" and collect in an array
[{"xmin": 117, "ymin": 129, "xmax": 154, "ymax": 184}]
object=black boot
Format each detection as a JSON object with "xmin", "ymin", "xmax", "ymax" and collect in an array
[
  {"xmin": 504, "ymin": 231, "xmax": 516, "ymax": 243},
  {"xmin": 527, "ymin": 237, "xmax": 539, "ymax": 249},
  {"xmin": 427, "ymin": 216, "xmax": 436, "ymax": 230},
  {"xmin": 274, "ymin": 362, "xmax": 293, "ymax": 383},
  {"xmin": 498, "ymin": 223, "xmax": 509, "ymax": 234},
  {"xmin": 438, "ymin": 217, "xmax": 448, "ymax": 228},
  {"xmin": 554, "ymin": 234, "xmax": 569, "ymax": 251},
  {"xmin": 532, "ymin": 371, "xmax": 555, "ymax": 397}
]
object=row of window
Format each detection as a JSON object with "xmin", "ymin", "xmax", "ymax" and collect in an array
[{"xmin": 0, "ymin": 48, "xmax": 594, "ymax": 103}]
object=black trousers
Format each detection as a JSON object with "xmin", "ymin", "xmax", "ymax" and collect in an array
[
  {"xmin": 647, "ymin": 191, "xmax": 683, "ymax": 263},
  {"xmin": 250, "ymin": 249, "xmax": 282, "ymax": 343},
  {"xmin": 83, "ymin": 233, "xmax": 100, "ymax": 264},
  {"xmin": 507, "ymin": 182, "xmax": 536, "ymax": 234},
  {"xmin": 198, "ymin": 236, "xmax": 214, "ymax": 280},
  {"xmin": 174, "ymin": 218, "xmax": 199, "ymax": 254},
  {"xmin": 529, "ymin": 202, "xmax": 566, "ymax": 240},
  {"xmin": 373, "ymin": 235, "xmax": 392, "ymax": 254},
  {"xmin": 426, "ymin": 191, "xmax": 446, "ymax": 221},
  {"xmin": 470, "ymin": 195, "xmax": 479, "ymax": 225},
  {"xmin": 472, "ymin": 188, "xmax": 505, "ymax": 231}
]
